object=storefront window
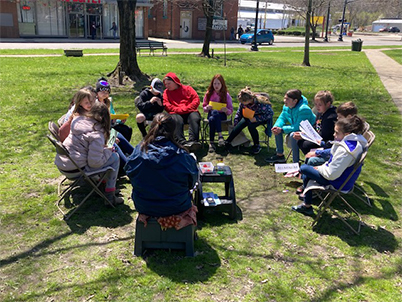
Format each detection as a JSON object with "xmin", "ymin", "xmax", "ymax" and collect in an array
[
  {"xmin": 136, "ymin": 9, "xmax": 143, "ymax": 38},
  {"xmin": 17, "ymin": 1, "xmax": 36, "ymax": 35},
  {"xmin": 67, "ymin": 3, "xmax": 84, "ymax": 14},
  {"xmin": 103, "ymin": 3, "xmax": 119, "ymax": 38},
  {"xmin": 36, "ymin": 1, "xmax": 66, "ymax": 36},
  {"xmin": 86, "ymin": 4, "xmax": 102, "ymax": 15}
]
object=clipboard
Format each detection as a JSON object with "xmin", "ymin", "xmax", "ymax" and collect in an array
[
  {"xmin": 107, "ymin": 129, "xmax": 118, "ymax": 147},
  {"xmin": 110, "ymin": 113, "xmax": 129, "ymax": 120},
  {"xmin": 242, "ymin": 107, "xmax": 255, "ymax": 119},
  {"xmin": 209, "ymin": 101, "xmax": 227, "ymax": 111}
]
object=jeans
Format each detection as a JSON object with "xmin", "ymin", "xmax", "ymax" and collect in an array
[
  {"xmin": 306, "ymin": 156, "xmax": 327, "ymax": 167},
  {"xmin": 171, "ymin": 112, "xmax": 201, "ymax": 144},
  {"xmin": 117, "ymin": 132, "xmax": 134, "ymax": 156},
  {"xmin": 227, "ymin": 118, "xmax": 265, "ymax": 145},
  {"xmin": 300, "ymin": 164, "xmax": 330, "ymax": 205},
  {"xmin": 86, "ymin": 152, "xmax": 120, "ymax": 192},
  {"xmin": 208, "ymin": 110, "xmax": 227, "ymax": 141},
  {"xmin": 114, "ymin": 133, "xmax": 134, "ymax": 172},
  {"xmin": 274, "ymin": 131, "xmax": 300, "ymax": 163}
]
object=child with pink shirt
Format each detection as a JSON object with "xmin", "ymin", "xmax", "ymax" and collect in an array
[{"xmin": 202, "ymin": 74, "xmax": 233, "ymax": 152}]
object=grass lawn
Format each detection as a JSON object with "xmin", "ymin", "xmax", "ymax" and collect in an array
[
  {"xmin": 0, "ymin": 48, "xmax": 401, "ymax": 302},
  {"xmin": 382, "ymin": 49, "xmax": 402, "ymax": 64}
]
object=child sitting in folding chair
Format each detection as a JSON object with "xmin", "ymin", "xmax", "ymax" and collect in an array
[
  {"xmin": 59, "ymin": 88, "xmax": 94, "ymax": 142},
  {"xmin": 266, "ymin": 89, "xmax": 316, "ymax": 164},
  {"xmin": 225, "ymin": 87, "xmax": 273, "ymax": 155},
  {"xmin": 292, "ymin": 115, "xmax": 367, "ymax": 215},
  {"xmin": 55, "ymin": 102, "xmax": 124, "ymax": 206},
  {"xmin": 202, "ymin": 74, "xmax": 233, "ymax": 152}
]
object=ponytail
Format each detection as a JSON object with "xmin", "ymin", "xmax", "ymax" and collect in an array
[{"xmin": 141, "ymin": 112, "xmax": 184, "ymax": 152}]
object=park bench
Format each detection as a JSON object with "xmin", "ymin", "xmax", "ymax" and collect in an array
[
  {"xmin": 64, "ymin": 49, "xmax": 83, "ymax": 57},
  {"xmin": 136, "ymin": 40, "xmax": 168, "ymax": 56}
]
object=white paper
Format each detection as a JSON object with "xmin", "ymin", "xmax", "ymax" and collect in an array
[
  {"xmin": 299, "ymin": 120, "xmax": 322, "ymax": 145},
  {"xmin": 274, "ymin": 163, "xmax": 300, "ymax": 173}
]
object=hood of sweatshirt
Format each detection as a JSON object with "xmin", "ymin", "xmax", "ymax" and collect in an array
[
  {"xmin": 332, "ymin": 133, "xmax": 367, "ymax": 158},
  {"xmin": 164, "ymin": 72, "xmax": 182, "ymax": 87}
]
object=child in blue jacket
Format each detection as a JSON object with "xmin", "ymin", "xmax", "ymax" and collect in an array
[{"xmin": 266, "ymin": 89, "xmax": 315, "ymax": 164}]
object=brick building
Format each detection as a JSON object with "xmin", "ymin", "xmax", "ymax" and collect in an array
[{"xmin": 148, "ymin": 0, "xmax": 238, "ymax": 40}]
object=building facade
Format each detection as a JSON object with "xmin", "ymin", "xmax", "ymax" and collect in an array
[
  {"xmin": 0, "ymin": 0, "xmax": 151, "ymax": 39},
  {"xmin": 237, "ymin": 0, "xmax": 298, "ymax": 30},
  {"xmin": 147, "ymin": 0, "xmax": 238, "ymax": 40}
]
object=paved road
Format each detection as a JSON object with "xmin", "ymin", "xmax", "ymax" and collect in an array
[{"xmin": 0, "ymin": 33, "xmax": 401, "ymax": 50}]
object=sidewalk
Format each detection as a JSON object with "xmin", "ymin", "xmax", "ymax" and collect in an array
[{"xmin": 363, "ymin": 49, "xmax": 402, "ymax": 115}]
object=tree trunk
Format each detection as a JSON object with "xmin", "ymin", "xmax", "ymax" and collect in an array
[
  {"xmin": 302, "ymin": 0, "xmax": 312, "ymax": 67},
  {"xmin": 111, "ymin": 0, "xmax": 145, "ymax": 82},
  {"xmin": 200, "ymin": 15, "xmax": 213, "ymax": 57}
]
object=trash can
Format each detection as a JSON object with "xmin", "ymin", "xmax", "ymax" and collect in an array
[{"xmin": 351, "ymin": 39, "xmax": 363, "ymax": 52}]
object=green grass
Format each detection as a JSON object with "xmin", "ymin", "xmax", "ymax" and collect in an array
[
  {"xmin": 0, "ymin": 49, "xmax": 401, "ymax": 301},
  {"xmin": 382, "ymin": 49, "xmax": 402, "ymax": 64}
]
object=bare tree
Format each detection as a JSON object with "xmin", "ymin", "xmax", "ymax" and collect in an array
[
  {"xmin": 109, "ymin": 0, "xmax": 146, "ymax": 82},
  {"xmin": 199, "ymin": 0, "xmax": 225, "ymax": 57}
]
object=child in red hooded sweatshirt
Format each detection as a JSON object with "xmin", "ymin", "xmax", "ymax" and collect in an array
[{"xmin": 163, "ymin": 72, "xmax": 201, "ymax": 152}]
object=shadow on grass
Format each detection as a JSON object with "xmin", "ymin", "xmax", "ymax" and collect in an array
[
  {"xmin": 310, "ymin": 259, "xmax": 402, "ymax": 302},
  {"xmin": 0, "ymin": 187, "xmax": 134, "ymax": 268},
  {"xmin": 197, "ymin": 208, "xmax": 243, "ymax": 228},
  {"xmin": 144, "ymin": 238, "xmax": 221, "ymax": 283},
  {"xmin": 313, "ymin": 213, "xmax": 398, "ymax": 253}
]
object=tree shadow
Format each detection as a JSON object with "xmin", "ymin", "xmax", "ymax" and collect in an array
[
  {"xmin": 197, "ymin": 206, "xmax": 242, "ymax": 228},
  {"xmin": 313, "ymin": 213, "xmax": 398, "ymax": 253},
  {"xmin": 144, "ymin": 238, "xmax": 220, "ymax": 283}
]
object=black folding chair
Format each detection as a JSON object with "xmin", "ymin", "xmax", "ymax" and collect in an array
[
  {"xmin": 307, "ymin": 148, "xmax": 369, "ymax": 235},
  {"xmin": 47, "ymin": 135, "xmax": 115, "ymax": 220}
]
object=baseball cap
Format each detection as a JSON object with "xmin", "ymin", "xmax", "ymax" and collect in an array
[{"xmin": 150, "ymin": 78, "xmax": 164, "ymax": 95}]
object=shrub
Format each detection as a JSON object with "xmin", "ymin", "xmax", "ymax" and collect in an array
[
  {"xmin": 277, "ymin": 30, "xmax": 285, "ymax": 35},
  {"xmin": 293, "ymin": 31, "xmax": 301, "ymax": 36}
]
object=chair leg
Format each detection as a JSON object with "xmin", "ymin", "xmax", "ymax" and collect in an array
[
  {"xmin": 312, "ymin": 192, "xmax": 337, "ymax": 227},
  {"xmin": 350, "ymin": 186, "xmax": 372, "ymax": 207}
]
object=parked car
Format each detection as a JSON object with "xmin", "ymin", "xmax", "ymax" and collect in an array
[
  {"xmin": 379, "ymin": 26, "xmax": 400, "ymax": 32},
  {"xmin": 240, "ymin": 29, "xmax": 274, "ymax": 45}
]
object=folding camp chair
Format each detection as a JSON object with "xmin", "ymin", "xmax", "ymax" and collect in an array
[
  {"xmin": 201, "ymin": 114, "xmax": 233, "ymax": 145},
  {"xmin": 307, "ymin": 148, "xmax": 369, "ymax": 235},
  {"xmin": 261, "ymin": 115, "xmax": 273, "ymax": 152},
  {"xmin": 48, "ymin": 121, "xmax": 61, "ymax": 141},
  {"xmin": 47, "ymin": 135, "xmax": 115, "ymax": 220}
]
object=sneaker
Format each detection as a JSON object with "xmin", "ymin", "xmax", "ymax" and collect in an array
[
  {"xmin": 251, "ymin": 144, "xmax": 262, "ymax": 155},
  {"xmin": 224, "ymin": 141, "xmax": 233, "ymax": 152},
  {"xmin": 296, "ymin": 185, "xmax": 304, "ymax": 195},
  {"xmin": 291, "ymin": 204, "xmax": 314, "ymax": 215},
  {"xmin": 218, "ymin": 136, "xmax": 225, "ymax": 147},
  {"xmin": 208, "ymin": 143, "xmax": 216, "ymax": 153},
  {"xmin": 265, "ymin": 154, "xmax": 286, "ymax": 164},
  {"xmin": 105, "ymin": 192, "xmax": 124, "ymax": 206}
]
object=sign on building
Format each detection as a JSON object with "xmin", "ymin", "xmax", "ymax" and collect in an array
[{"xmin": 212, "ymin": 19, "xmax": 227, "ymax": 30}]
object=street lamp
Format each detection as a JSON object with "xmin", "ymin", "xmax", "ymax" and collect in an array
[
  {"xmin": 324, "ymin": 2, "xmax": 330, "ymax": 42},
  {"xmin": 251, "ymin": 0, "xmax": 260, "ymax": 51}
]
